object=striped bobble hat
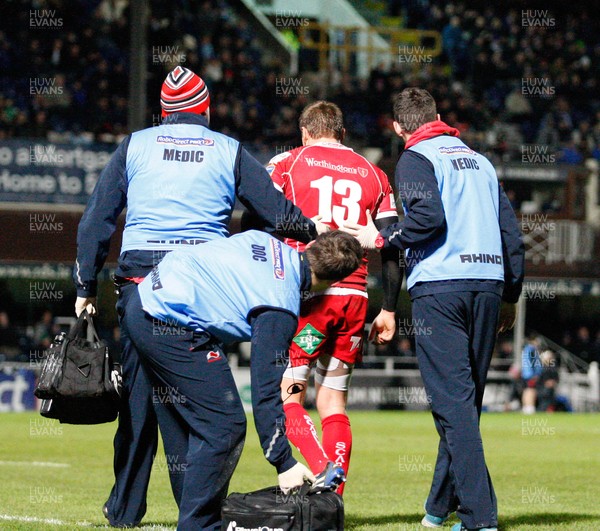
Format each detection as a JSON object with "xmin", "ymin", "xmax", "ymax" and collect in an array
[{"xmin": 160, "ymin": 66, "xmax": 210, "ymax": 117}]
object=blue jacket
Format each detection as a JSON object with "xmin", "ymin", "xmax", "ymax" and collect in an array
[
  {"xmin": 138, "ymin": 230, "xmax": 312, "ymax": 473},
  {"xmin": 380, "ymin": 130, "xmax": 524, "ymax": 302},
  {"xmin": 401, "ymin": 135, "xmax": 504, "ymax": 289},
  {"xmin": 138, "ymin": 231, "xmax": 306, "ymax": 343},
  {"xmin": 74, "ymin": 113, "xmax": 316, "ymax": 297}
]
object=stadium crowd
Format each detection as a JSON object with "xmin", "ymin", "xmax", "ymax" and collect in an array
[{"xmin": 2, "ymin": 0, "xmax": 599, "ymax": 165}]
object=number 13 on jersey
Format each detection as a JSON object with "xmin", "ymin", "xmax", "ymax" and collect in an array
[{"xmin": 310, "ymin": 176, "xmax": 363, "ymax": 227}]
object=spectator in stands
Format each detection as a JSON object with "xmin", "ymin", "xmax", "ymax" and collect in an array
[
  {"xmin": 96, "ymin": 0, "xmax": 128, "ymax": 23},
  {"xmin": 398, "ymin": 338, "xmax": 414, "ymax": 357},
  {"xmin": 32, "ymin": 310, "xmax": 56, "ymax": 351},
  {"xmin": 536, "ymin": 350, "xmax": 560, "ymax": 412},
  {"xmin": 0, "ymin": 310, "xmax": 20, "ymax": 359},
  {"xmin": 591, "ymin": 330, "xmax": 600, "ymax": 364},
  {"xmin": 541, "ymin": 192, "xmax": 562, "ymax": 214},
  {"xmin": 505, "ymin": 83, "xmax": 533, "ymax": 126},
  {"xmin": 505, "ymin": 361, "xmax": 523, "ymax": 412},
  {"xmin": 536, "ymin": 114, "xmax": 561, "ymax": 154},
  {"xmin": 572, "ymin": 121, "xmax": 595, "ymax": 154},
  {"xmin": 562, "ymin": 330, "xmax": 573, "ymax": 350},
  {"xmin": 30, "ymin": 109, "xmax": 51, "ymax": 138},
  {"xmin": 521, "ymin": 334, "xmax": 542, "ymax": 414},
  {"xmin": 441, "ymin": 16, "xmax": 465, "ymax": 78},
  {"xmin": 572, "ymin": 326, "xmax": 592, "ymax": 365},
  {"xmin": 558, "ymin": 140, "xmax": 584, "ymax": 165},
  {"xmin": 496, "ymin": 340, "xmax": 514, "ymax": 368}
]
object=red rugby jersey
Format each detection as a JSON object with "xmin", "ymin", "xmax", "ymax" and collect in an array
[{"xmin": 267, "ymin": 142, "xmax": 396, "ymax": 290}]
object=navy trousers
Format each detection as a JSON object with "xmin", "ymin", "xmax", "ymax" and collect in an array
[
  {"xmin": 121, "ymin": 287, "xmax": 247, "ymax": 530},
  {"xmin": 413, "ymin": 290, "xmax": 500, "ymax": 530},
  {"xmin": 105, "ymin": 282, "xmax": 159, "ymax": 527}
]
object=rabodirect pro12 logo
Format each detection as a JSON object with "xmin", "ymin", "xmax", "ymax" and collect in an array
[
  {"xmin": 438, "ymin": 145, "xmax": 477, "ymax": 156},
  {"xmin": 156, "ymin": 135, "xmax": 215, "ymax": 146},
  {"xmin": 270, "ymin": 239, "xmax": 285, "ymax": 281}
]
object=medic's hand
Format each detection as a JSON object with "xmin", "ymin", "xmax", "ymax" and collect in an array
[
  {"xmin": 369, "ymin": 309, "xmax": 396, "ymax": 344},
  {"xmin": 311, "ymin": 215, "xmax": 330, "ymax": 236},
  {"xmin": 75, "ymin": 297, "xmax": 97, "ymax": 317},
  {"xmin": 497, "ymin": 302, "xmax": 517, "ymax": 334},
  {"xmin": 340, "ymin": 210, "xmax": 380, "ymax": 250},
  {"xmin": 278, "ymin": 462, "xmax": 316, "ymax": 494}
]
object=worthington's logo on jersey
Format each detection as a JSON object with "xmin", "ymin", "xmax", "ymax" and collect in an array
[
  {"xmin": 305, "ymin": 157, "xmax": 368, "ymax": 177},
  {"xmin": 156, "ymin": 135, "xmax": 215, "ymax": 146},
  {"xmin": 226, "ymin": 522, "xmax": 283, "ymax": 531},
  {"xmin": 270, "ymin": 239, "xmax": 285, "ymax": 280}
]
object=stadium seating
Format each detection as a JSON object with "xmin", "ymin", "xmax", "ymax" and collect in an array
[{"xmin": 2, "ymin": 1, "xmax": 599, "ymax": 164}]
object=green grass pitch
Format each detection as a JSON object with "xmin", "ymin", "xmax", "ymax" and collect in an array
[{"xmin": 0, "ymin": 411, "xmax": 598, "ymax": 530}]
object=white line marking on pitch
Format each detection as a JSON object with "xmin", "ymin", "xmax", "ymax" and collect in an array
[
  {"xmin": 0, "ymin": 515, "xmax": 95, "ymax": 527},
  {"xmin": 0, "ymin": 460, "xmax": 70, "ymax": 468},
  {"xmin": 0, "ymin": 514, "xmax": 77, "ymax": 525},
  {"xmin": 0, "ymin": 514, "xmax": 176, "ymax": 529}
]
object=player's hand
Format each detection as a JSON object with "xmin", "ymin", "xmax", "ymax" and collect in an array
[
  {"xmin": 340, "ymin": 210, "xmax": 380, "ymax": 250},
  {"xmin": 311, "ymin": 215, "xmax": 330, "ymax": 236},
  {"xmin": 369, "ymin": 309, "xmax": 396, "ymax": 344},
  {"xmin": 75, "ymin": 297, "xmax": 97, "ymax": 317},
  {"xmin": 497, "ymin": 301, "xmax": 517, "ymax": 334},
  {"xmin": 278, "ymin": 462, "xmax": 315, "ymax": 494}
]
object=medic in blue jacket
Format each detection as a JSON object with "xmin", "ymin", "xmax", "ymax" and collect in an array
[
  {"xmin": 343, "ymin": 88, "xmax": 524, "ymax": 531},
  {"xmin": 123, "ymin": 230, "xmax": 363, "ymax": 530},
  {"xmin": 72, "ymin": 66, "xmax": 326, "ymax": 528}
]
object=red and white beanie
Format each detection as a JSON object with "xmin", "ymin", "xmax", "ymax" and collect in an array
[{"xmin": 160, "ymin": 66, "xmax": 210, "ymax": 118}]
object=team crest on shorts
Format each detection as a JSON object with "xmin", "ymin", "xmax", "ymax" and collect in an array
[
  {"xmin": 206, "ymin": 351, "xmax": 222, "ymax": 363},
  {"xmin": 293, "ymin": 323, "xmax": 325, "ymax": 355}
]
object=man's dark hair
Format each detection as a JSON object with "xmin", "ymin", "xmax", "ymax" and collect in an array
[
  {"xmin": 393, "ymin": 88, "xmax": 437, "ymax": 133},
  {"xmin": 305, "ymin": 230, "xmax": 363, "ymax": 281},
  {"xmin": 299, "ymin": 101, "xmax": 344, "ymax": 141}
]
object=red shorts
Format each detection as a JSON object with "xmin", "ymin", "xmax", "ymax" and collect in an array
[{"xmin": 289, "ymin": 288, "xmax": 368, "ymax": 367}]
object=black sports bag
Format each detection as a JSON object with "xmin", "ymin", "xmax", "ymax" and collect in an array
[
  {"xmin": 39, "ymin": 394, "xmax": 120, "ymax": 425},
  {"xmin": 35, "ymin": 310, "xmax": 120, "ymax": 399},
  {"xmin": 221, "ymin": 483, "xmax": 344, "ymax": 531},
  {"xmin": 34, "ymin": 311, "xmax": 121, "ymax": 424}
]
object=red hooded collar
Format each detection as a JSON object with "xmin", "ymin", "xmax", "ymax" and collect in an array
[{"xmin": 404, "ymin": 120, "xmax": 460, "ymax": 150}]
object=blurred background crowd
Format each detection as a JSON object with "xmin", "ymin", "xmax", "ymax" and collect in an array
[{"xmin": 1, "ymin": 0, "xmax": 599, "ymax": 164}]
